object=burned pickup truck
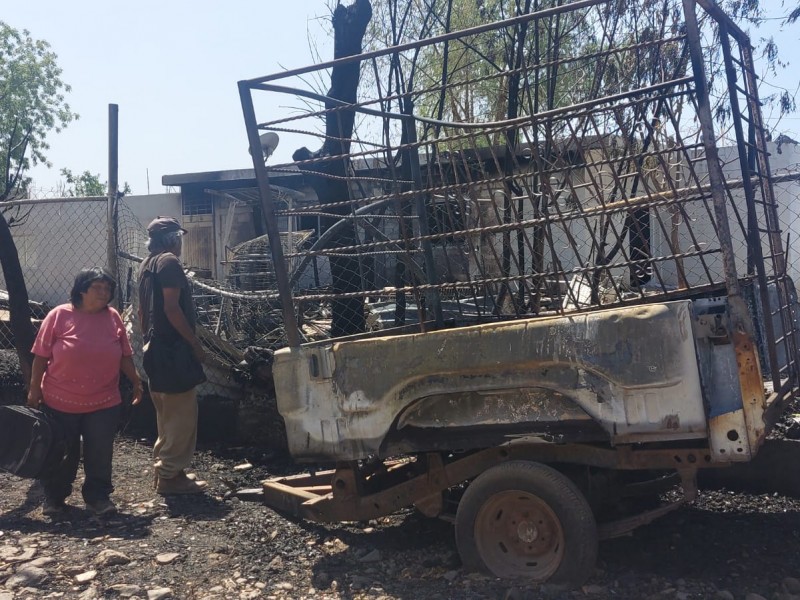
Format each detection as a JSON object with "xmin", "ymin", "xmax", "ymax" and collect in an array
[{"xmin": 238, "ymin": 0, "xmax": 800, "ymax": 586}]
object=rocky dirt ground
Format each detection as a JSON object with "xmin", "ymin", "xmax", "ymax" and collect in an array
[{"xmin": 0, "ymin": 434, "xmax": 800, "ymax": 600}]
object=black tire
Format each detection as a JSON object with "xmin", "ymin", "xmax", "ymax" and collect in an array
[{"xmin": 455, "ymin": 460, "xmax": 597, "ymax": 586}]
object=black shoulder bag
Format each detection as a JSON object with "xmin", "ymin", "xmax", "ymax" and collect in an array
[
  {"xmin": 140, "ymin": 265, "xmax": 206, "ymax": 394},
  {"xmin": 0, "ymin": 405, "xmax": 67, "ymax": 479}
]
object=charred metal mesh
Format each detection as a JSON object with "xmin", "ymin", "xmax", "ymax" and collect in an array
[{"xmin": 238, "ymin": 0, "xmax": 795, "ymax": 376}]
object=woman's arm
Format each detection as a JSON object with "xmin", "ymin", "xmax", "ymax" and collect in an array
[
  {"xmin": 28, "ymin": 306, "xmax": 60, "ymax": 408},
  {"xmin": 27, "ymin": 355, "xmax": 48, "ymax": 408},
  {"xmin": 120, "ymin": 356, "xmax": 143, "ymax": 405}
]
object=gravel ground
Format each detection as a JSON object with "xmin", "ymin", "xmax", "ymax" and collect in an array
[{"xmin": 1, "ymin": 434, "xmax": 800, "ymax": 600}]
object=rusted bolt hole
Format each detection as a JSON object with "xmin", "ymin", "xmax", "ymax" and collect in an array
[{"xmin": 727, "ymin": 430, "xmax": 739, "ymax": 442}]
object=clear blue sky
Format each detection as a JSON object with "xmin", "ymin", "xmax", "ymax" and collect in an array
[
  {"xmin": 749, "ymin": 0, "xmax": 800, "ymax": 141},
  {"xmin": 4, "ymin": 0, "xmax": 799, "ymax": 196},
  {"xmin": 4, "ymin": 1, "xmax": 332, "ymax": 195}
]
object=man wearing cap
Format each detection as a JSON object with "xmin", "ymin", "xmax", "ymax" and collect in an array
[{"xmin": 138, "ymin": 216, "xmax": 208, "ymax": 495}]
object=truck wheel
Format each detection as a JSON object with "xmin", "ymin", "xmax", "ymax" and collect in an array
[{"xmin": 455, "ymin": 460, "xmax": 597, "ymax": 585}]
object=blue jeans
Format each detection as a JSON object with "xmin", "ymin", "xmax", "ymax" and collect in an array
[{"xmin": 40, "ymin": 404, "xmax": 122, "ymax": 504}]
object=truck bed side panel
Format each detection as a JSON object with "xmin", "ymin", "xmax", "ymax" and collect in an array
[{"xmin": 272, "ymin": 301, "xmax": 708, "ymax": 461}]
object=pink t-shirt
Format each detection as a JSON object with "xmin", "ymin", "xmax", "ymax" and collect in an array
[{"xmin": 32, "ymin": 304, "xmax": 133, "ymax": 414}]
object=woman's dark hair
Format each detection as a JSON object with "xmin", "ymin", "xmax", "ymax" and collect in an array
[{"xmin": 70, "ymin": 267, "xmax": 117, "ymax": 307}]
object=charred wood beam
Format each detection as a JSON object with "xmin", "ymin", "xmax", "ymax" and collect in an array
[
  {"xmin": 293, "ymin": 0, "xmax": 372, "ymax": 338},
  {"xmin": 0, "ymin": 213, "xmax": 35, "ymax": 386}
]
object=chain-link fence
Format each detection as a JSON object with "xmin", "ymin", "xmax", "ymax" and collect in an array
[
  {"xmin": 1, "ymin": 197, "xmax": 107, "ymax": 310},
  {"xmin": 0, "ymin": 191, "xmax": 289, "ymax": 443},
  {"xmin": 0, "ymin": 195, "xmax": 108, "ymax": 366},
  {"xmin": 0, "ymin": 192, "xmax": 109, "ymax": 405},
  {"xmin": 771, "ymin": 147, "xmax": 800, "ymax": 271}
]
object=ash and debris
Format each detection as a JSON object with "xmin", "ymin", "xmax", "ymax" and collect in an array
[{"xmin": 0, "ymin": 433, "xmax": 799, "ymax": 599}]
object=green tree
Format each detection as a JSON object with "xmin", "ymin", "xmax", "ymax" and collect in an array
[
  {"xmin": 58, "ymin": 168, "xmax": 131, "ymax": 197},
  {"xmin": 0, "ymin": 21, "xmax": 76, "ymax": 384},
  {"xmin": 60, "ymin": 168, "xmax": 105, "ymax": 196},
  {"xmin": 0, "ymin": 22, "xmax": 76, "ymax": 199},
  {"xmin": 365, "ymin": 0, "xmax": 794, "ymax": 140}
]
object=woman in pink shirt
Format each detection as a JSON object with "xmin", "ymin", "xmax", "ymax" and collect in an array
[{"xmin": 27, "ymin": 267, "xmax": 142, "ymax": 517}]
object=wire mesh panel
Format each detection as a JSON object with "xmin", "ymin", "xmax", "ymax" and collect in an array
[
  {"xmin": 238, "ymin": 0, "xmax": 798, "ymax": 378},
  {"xmin": 0, "ymin": 196, "xmax": 108, "ymax": 351}
]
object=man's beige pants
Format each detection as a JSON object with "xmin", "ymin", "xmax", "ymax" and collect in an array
[{"xmin": 151, "ymin": 388, "xmax": 198, "ymax": 479}]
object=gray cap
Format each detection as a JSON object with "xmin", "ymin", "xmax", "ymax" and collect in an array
[{"xmin": 147, "ymin": 216, "xmax": 187, "ymax": 235}]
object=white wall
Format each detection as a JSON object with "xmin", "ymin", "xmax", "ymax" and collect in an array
[
  {"xmin": 1, "ymin": 193, "xmax": 182, "ymax": 308},
  {"xmin": 121, "ymin": 193, "xmax": 182, "ymax": 253},
  {"xmin": 665, "ymin": 141, "xmax": 800, "ymax": 287}
]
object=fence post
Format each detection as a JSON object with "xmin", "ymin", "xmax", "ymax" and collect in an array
[{"xmin": 107, "ymin": 103, "xmax": 120, "ymax": 308}]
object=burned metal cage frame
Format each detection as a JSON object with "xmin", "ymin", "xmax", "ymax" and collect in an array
[{"xmin": 239, "ymin": 0, "xmax": 799, "ymax": 396}]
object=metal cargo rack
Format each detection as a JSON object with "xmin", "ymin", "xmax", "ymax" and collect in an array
[{"xmin": 238, "ymin": 0, "xmax": 799, "ymax": 400}]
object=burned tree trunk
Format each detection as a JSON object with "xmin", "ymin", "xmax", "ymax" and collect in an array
[
  {"xmin": 0, "ymin": 212, "xmax": 35, "ymax": 387},
  {"xmin": 293, "ymin": 0, "xmax": 372, "ymax": 338}
]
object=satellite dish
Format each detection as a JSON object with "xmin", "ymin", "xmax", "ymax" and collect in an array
[
  {"xmin": 259, "ymin": 132, "xmax": 280, "ymax": 160},
  {"xmin": 248, "ymin": 132, "xmax": 280, "ymax": 161}
]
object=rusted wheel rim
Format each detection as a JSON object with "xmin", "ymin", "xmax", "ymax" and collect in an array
[{"xmin": 474, "ymin": 490, "xmax": 565, "ymax": 580}]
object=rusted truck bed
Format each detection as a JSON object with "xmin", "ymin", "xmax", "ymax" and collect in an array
[{"xmin": 274, "ymin": 300, "xmax": 722, "ymax": 461}]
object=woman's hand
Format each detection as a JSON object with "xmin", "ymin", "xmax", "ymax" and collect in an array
[
  {"xmin": 131, "ymin": 380, "xmax": 143, "ymax": 406},
  {"xmin": 28, "ymin": 355, "xmax": 48, "ymax": 409},
  {"xmin": 120, "ymin": 357, "xmax": 143, "ymax": 406},
  {"xmin": 27, "ymin": 386, "xmax": 43, "ymax": 409}
]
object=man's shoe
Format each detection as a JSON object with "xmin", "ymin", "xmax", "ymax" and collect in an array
[
  {"xmin": 157, "ymin": 472, "xmax": 208, "ymax": 495},
  {"xmin": 42, "ymin": 499, "xmax": 66, "ymax": 517},
  {"xmin": 86, "ymin": 498, "xmax": 117, "ymax": 516},
  {"xmin": 153, "ymin": 469, "xmax": 197, "ymax": 490}
]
